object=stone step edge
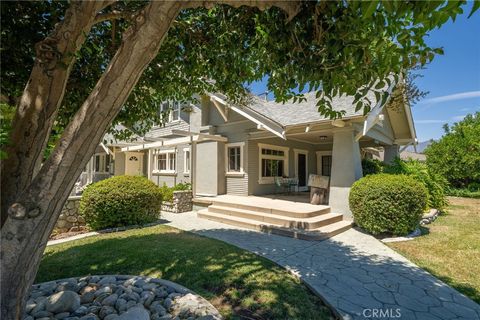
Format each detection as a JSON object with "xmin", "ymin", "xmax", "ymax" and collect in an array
[
  {"xmin": 210, "ymin": 200, "xmax": 331, "ymax": 218},
  {"xmin": 208, "ymin": 205, "xmax": 343, "ymax": 228},
  {"xmin": 197, "ymin": 209, "xmax": 353, "ymax": 240}
]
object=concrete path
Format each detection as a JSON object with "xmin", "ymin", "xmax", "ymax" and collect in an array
[{"xmin": 162, "ymin": 211, "xmax": 480, "ymax": 320}]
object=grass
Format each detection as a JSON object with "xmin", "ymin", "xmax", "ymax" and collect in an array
[
  {"xmin": 388, "ymin": 197, "xmax": 480, "ymax": 304},
  {"xmin": 38, "ymin": 225, "xmax": 333, "ymax": 320}
]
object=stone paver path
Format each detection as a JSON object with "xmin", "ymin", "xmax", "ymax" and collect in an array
[{"xmin": 162, "ymin": 211, "xmax": 480, "ymax": 320}]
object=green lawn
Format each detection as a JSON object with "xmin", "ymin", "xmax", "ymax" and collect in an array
[
  {"xmin": 38, "ymin": 225, "xmax": 333, "ymax": 320},
  {"xmin": 388, "ymin": 197, "xmax": 480, "ymax": 304}
]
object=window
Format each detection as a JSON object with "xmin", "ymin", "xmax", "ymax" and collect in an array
[
  {"xmin": 153, "ymin": 149, "xmax": 176, "ymax": 173},
  {"xmin": 225, "ymin": 143, "xmax": 244, "ymax": 175},
  {"xmin": 321, "ymin": 155, "xmax": 332, "ymax": 176},
  {"xmin": 258, "ymin": 144, "xmax": 289, "ymax": 184},
  {"xmin": 228, "ymin": 147, "xmax": 241, "ymax": 172},
  {"xmin": 157, "ymin": 154, "xmax": 167, "ymax": 171},
  {"xmin": 169, "ymin": 153, "xmax": 176, "ymax": 171},
  {"xmin": 261, "ymin": 158, "xmax": 284, "ymax": 177},
  {"xmin": 94, "ymin": 154, "xmax": 112, "ymax": 173},
  {"xmin": 184, "ymin": 148, "xmax": 190, "ymax": 174},
  {"xmin": 159, "ymin": 101, "xmax": 181, "ymax": 123}
]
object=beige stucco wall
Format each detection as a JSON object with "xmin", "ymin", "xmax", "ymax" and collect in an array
[{"xmin": 195, "ymin": 141, "xmax": 226, "ymax": 196}]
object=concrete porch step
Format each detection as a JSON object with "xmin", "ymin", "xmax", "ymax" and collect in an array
[
  {"xmin": 208, "ymin": 205, "xmax": 342, "ymax": 230},
  {"xmin": 197, "ymin": 209, "xmax": 352, "ymax": 241},
  {"xmin": 211, "ymin": 196, "xmax": 330, "ymax": 218}
]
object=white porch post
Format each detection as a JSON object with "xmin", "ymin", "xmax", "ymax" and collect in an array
[
  {"xmin": 191, "ymin": 141, "xmax": 197, "ymax": 198},
  {"xmin": 384, "ymin": 144, "xmax": 400, "ymax": 164},
  {"xmin": 329, "ymin": 127, "xmax": 363, "ymax": 219}
]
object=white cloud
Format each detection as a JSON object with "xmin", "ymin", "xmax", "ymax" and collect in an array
[
  {"xmin": 415, "ymin": 119, "xmax": 445, "ymax": 124},
  {"xmin": 420, "ymin": 91, "xmax": 480, "ymax": 105},
  {"xmin": 452, "ymin": 115, "xmax": 466, "ymax": 121}
]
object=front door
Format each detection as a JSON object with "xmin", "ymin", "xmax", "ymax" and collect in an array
[
  {"xmin": 125, "ymin": 152, "xmax": 144, "ymax": 176},
  {"xmin": 296, "ymin": 152, "xmax": 308, "ymax": 191}
]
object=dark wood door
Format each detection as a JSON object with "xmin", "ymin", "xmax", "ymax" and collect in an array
[{"xmin": 298, "ymin": 153, "xmax": 307, "ymax": 187}]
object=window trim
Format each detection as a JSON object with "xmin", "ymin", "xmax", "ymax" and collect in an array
[
  {"xmin": 258, "ymin": 143, "xmax": 289, "ymax": 184},
  {"xmin": 225, "ymin": 142, "xmax": 245, "ymax": 177},
  {"xmin": 316, "ymin": 151, "xmax": 332, "ymax": 176},
  {"xmin": 152, "ymin": 148, "xmax": 177, "ymax": 174},
  {"xmin": 93, "ymin": 153, "xmax": 112, "ymax": 174},
  {"xmin": 183, "ymin": 147, "xmax": 191, "ymax": 175},
  {"xmin": 158, "ymin": 101, "xmax": 181, "ymax": 124}
]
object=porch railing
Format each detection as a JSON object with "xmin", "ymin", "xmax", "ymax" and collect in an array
[{"xmin": 70, "ymin": 172, "xmax": 113, "ymax": 195}]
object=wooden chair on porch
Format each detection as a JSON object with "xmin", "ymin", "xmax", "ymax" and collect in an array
[{"xmin": 308, "ymin": 174, "xmax": 330, "ymax": 205}]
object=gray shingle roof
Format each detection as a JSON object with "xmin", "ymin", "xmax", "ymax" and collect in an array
[{"xmin": 246, "ymin": 91, "xmax": 376, "ymax": 126}]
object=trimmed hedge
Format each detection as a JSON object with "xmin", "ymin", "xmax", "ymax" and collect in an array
[
  {"xmin": 80, "ymin": 175, "xmax": 163, "ymax": 230},
  {"xmin": 349, "ymin": 174, "xmax": 427, "ymax": 236}
]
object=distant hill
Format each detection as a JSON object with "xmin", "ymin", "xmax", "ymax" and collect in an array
[{"xmin": 405, "ymin": 140, "xmax": 435, "ymax": 154}]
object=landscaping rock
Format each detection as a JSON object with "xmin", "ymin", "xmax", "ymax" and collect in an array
[
  {"xmin": 27, "ymin": 276, "xmax": 222, "ymax": 320},
  {"xmin": 117, "ymin": 307, "xmax": 149, "ymax": 320},
  {"xmin": 46, "ymin": 291, "xmax": 81, "ymax": 313}
]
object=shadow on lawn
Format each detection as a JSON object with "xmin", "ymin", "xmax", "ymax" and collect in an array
[
  {"xmin": 38, "ymin": 224, "xmax": 480, "ymax": 319},
  {"xmin": 38, "ymin": 227, "xmax": 332, "ymax": 320}
]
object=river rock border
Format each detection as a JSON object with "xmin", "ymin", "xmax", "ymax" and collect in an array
[{"xmin": 25, "ymin": 275, "xmax": 222, "ymax": 320}]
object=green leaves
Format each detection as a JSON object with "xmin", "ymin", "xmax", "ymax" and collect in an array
[
  {"xmin": 2, "ymin": 0, "xmax": 476, "ymax": 134},
  {"xmin": 425, "ymin": 112, "xmax": 480, "ymax": 189},
  {"xmin": 468, "ymin": 0, "xmax": 480, "ymax": 18},
  {"xmin": 362, "ymin": 1, "xmax": 379, "ymax": 18}
]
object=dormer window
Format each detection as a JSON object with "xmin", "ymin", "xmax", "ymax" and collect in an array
[{"xmin": 159, "ymin": 101, "xmax": 181, "ymax": 123}]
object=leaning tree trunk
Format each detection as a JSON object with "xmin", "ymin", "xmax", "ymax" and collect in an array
[
  {"xmin": 0, "ymin": 2, "xmax": 183, "ymax": 319},
  {"xmin": 0, "ymin": 2, "xmax": 109, "ymax": 226},
  {"xmin": 1, "ymin": 1, "xmax": 300, "ymax": 318}
]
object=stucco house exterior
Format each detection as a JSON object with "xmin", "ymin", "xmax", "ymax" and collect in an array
[{"xmin": 81, "ymin": 81, "xmax": 416, "ymax": 217}]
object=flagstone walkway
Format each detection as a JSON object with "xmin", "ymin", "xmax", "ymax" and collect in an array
[{"xmin": 162, "ymin": 211, "xmax": 480, "ymax": 320}]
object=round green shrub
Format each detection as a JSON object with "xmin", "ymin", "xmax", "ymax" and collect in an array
[
  {"xmin": 349, "ymin": 174, "xmax": 427, "ymax": 236},
  {"xmin": 80, "ymin": 175, "xmax": 163, "ymax": 230}
]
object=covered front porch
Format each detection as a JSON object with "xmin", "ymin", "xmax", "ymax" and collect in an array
[{"xmin": 247, "ymin": 124, "xmax": 395, "ymax": 217}]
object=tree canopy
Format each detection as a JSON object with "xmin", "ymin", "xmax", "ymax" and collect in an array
[
  {"xmin": 1, "ymin": 2, "xmax": 479, "ymax": 317},
  {"xmin": 425, "ymin": 112, "xmax": 480, "ymax": 189},
  {"xmin": 1, "ymin": 1, "xmax": 477, "ymax": 141}
]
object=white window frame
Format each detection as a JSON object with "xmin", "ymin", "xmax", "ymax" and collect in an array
[
  {"xmin": 93, "ymin": 153, "xmax": 112, "ymax": 174},
  {"xmin": 316, "ymin": 151, "xmax": 332, "ymax": 176},
  {"xmin": 225, "ymin": 142, "xmax": 245, "ymax": 176},
  {"xmin": 258, "ymin": 143, "xmax": 289, "ymax": 184},
  {"xmin": 152, "ymin": 148, "xmax": 177, "ymax": 174},
  {"xmin": 183, "ymin": 147, "xmax": 191, "ymax": 175},
  {"xmin": 159, "ymin": 101, "xmax": 181, "ymax": 123}
]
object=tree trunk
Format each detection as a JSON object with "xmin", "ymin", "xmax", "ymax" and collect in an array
[
  {"xmin": 0, "ymin": 1, "xmax": 108, "ymax": 226},
  {"xmin": 0, "ymin": 2, "xmax": 182, "ymax": 319},
  {"xmin": 1, "ymin": 1, "xmax": 300, "ymax": 318}
]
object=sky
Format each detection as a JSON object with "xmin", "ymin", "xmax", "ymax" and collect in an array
[{"xmin": 248, "ymin": 3, "xmax": 480, "ymax": 142}]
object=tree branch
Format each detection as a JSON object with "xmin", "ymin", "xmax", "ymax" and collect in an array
[
  {"xmin": 182, "ymin": 1, "xmax": 302, "ymax": 21},
  {"xmin": 93, "ymin": 10, "xmax": 135, "ymax": 24}
]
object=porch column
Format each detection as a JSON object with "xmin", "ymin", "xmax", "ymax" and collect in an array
[
  {"xmin": 329, "ymin": 127, "xmax": 363, "ymax": 219},
  {"xmin": 384, "ymin": 144, "xmax": 400, "ymax": 164}
]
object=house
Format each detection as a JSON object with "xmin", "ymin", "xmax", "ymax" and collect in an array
[{"xmin": 102, "ymin": 80, "xmax": 416, "ymax": 219}]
